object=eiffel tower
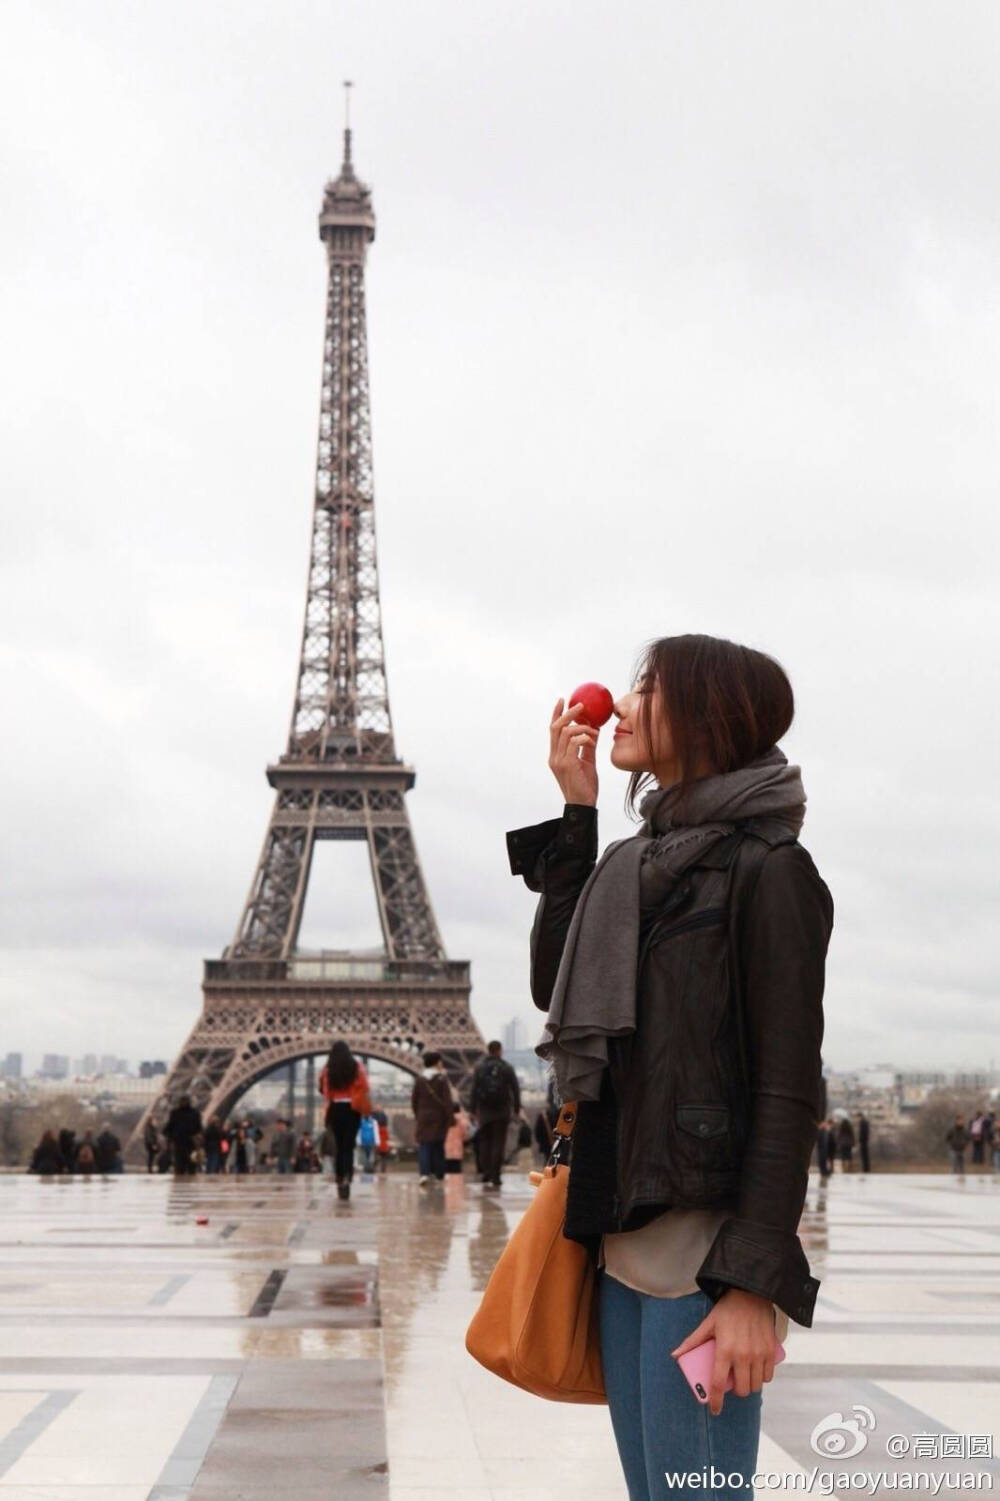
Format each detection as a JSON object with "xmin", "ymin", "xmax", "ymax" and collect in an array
[{"xmin": 137, "ymin": 120, "xmax": 484, "ymax": 1137}]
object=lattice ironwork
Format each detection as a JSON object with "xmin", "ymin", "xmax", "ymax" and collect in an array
[{"xmin": 130, "ymin": 128, "xmax": 482, "ymax": 1153}]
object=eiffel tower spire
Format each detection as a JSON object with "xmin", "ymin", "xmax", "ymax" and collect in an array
[
  {"xmin": 229, "ymin": 126, "xmax": 441, "ymax": 964},
  {"xmin": 131, "ymin": 121, "xmax": 483, "ymax": 1140}
]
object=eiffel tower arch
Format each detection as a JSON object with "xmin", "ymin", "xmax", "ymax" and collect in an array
[{"xmin": 133, "ymin": 125, "xmax": 485, "ymax": 1144}]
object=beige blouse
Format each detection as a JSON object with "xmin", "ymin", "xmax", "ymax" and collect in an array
[{"xmin": 600, "ymin": 1206, "xmax": 791, "ymax": 1345}]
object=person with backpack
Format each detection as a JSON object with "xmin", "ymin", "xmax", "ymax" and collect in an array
[
  {"xmin": 470, "ymin": 1040, "xmax": 521, "ymax": 1190},
  {"xmin": 358, "ymin": 1114, "xmax": 378, "ymax": 1173}
]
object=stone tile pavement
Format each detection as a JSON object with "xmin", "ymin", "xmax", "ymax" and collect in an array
[{"xmin": 0, "ymin": 1165, "xmax": 998, "ymax": 1497}]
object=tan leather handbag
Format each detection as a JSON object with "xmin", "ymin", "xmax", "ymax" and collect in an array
[{"xmin": 464, "ymin": 1102, "xmax": 606, "ymax": 1403}]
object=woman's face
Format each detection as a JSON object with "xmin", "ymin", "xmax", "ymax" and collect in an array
[{"xmin": 609, "ymin": 675, "xmax": 679, "ymax": 786}]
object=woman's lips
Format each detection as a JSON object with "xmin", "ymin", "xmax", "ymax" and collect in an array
[{"xmin": 613, "ymin": 729, "xmax": 632, "ymax": 738}]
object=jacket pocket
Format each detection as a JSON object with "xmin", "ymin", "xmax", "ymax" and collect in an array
[{"xmin": 676, "ymin": 1103, "xmax": 731, "ymax": 1140}]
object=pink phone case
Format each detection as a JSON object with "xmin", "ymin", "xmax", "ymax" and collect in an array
[{"xmin": 676, "ymin": 1335, "xmax": 786, "ymax": 1404}]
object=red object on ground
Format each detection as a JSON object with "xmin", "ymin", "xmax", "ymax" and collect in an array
[
  {"xmin": 568, "ymin": 682, "xmax": 614, "ymax": 728},
  {"xmin": 195, "ymin": 1216, "xmax": 209, "ymax": 1226}
]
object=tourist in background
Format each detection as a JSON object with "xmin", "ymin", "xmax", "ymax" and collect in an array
[
  {"xmin": 444, "ymin": 1100, "xmax": 470, "ymax": 1174},
  {"xmin": 321, "ymin": 1040, "xmax": 372, "ymax": 1200},
  {"xmin": 835, "ymin": 1114, "xmax": 855, "ymax": 1172},
  {"xmin": 143, "ymin": 1118, "xmax": 159, "ymax": 1173},
  {"xmin": 294, "ymin": 1131, "xmax": 319, "ymax": 1173},
  {"xmin": 816, "ymin": 1119, "xmax": 835, "ymax": 1180},
  {"xmin": 469, "ymin": 1039, "xmax": 521, "ymax": 1190},
  {"xmin": 164, "ymin": 1095, "xmax": 203, "ymax": 1177},
  {"xmin": 357, "ymin": 1113, "xmax": 378, "ymax": 1173},
  {"xmin": 58, "ymin": 1127, "xmax": 76, "ymax": 1173},
  {"xmin": 244, "ymin": 1117, "xmax": 261, "ymax": 1173},
  {"xmin": 95, "ymin": 1123, "xmax": 122, "ymax": 1176},
  {"xmin": 203, "ymin": 1116, "xmax": 224, "ymax": 1174},
  {"xmin": 230, "ymin": 1122, "xmax": 249, "ymax": 1174},
  {"xmin": 29, "ymin": 1129, "xmax": 64, "ymax": 1175},
  {"xmin": 946, "ymin": 1115, "xmax": 970, "ymax": 1174},
  {"xmin": 373, "ymin": 1107, "xmax": 391, "ymax": 1174},
  {"xmin": 74, "ymin": 1130, "xmax": 97, "ymax": 1176},
  {"xmin": 969, "ymin": 1108, "xmax": 988, "ymax": 1167},
  {"xmin": 272, "ymin": 1118, "xmax": 296, "ymax": 1175},
  {"xmin": 857, "ymin": 1111, "xmax": 871, "ymax": 1173},
  {"xmin": 411, "ymin": 1051, "xmax": 453, "ymax": 1186}
]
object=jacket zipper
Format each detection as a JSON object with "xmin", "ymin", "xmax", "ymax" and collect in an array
[
  {"xmin": 638, "ymin": 904, "xmax": 726, "ymax": 970},
  {"xmin": 618, "ymin": 902, "xmax": 728, "ymax": 1232}
]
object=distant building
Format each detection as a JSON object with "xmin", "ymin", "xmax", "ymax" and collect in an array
[
  {"xmin": 75, "ymin": 1054, "xmax": 98, "ymax": 1077},
  {"xmin": 502, "ymin": 1016, "xmax": 527, "ymax": 1053},
  {"xmin": 39, "ymin": 1054, "xmax": 70, "ymax": 1079},
  {"xmin": 139, "ymin": 1060, "xmax": 168, "ymax": 1079},
  {"xmin": 1, "ymin": 1052, "xmax": 22, "ymax": 1080}
]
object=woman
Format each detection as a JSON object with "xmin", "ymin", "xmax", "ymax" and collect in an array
[
  {"xmin": 506, "ymin": 634, "xmax": 834, "ymax": 1501},
  {"xmin": 320, "ymin": 1041, "xmax": 372, "ymax": 1200}
]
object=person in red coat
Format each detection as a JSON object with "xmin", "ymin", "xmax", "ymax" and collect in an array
[{"xmin": 319, "ymin": 1042, "xmax": 372, "ymax": 1200}]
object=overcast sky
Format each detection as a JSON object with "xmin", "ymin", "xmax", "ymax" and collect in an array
[{"xmin": 2, "ymin": 2, "xmax": 998, "ymax": 1076}]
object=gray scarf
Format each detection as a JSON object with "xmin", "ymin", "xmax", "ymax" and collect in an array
[{"xmin": 534, "ymin": 745, "xmax": 806, "ymax": 1103}]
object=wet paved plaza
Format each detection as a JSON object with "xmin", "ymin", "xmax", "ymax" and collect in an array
[{"xmin": 1, "ymin": 1166, "xmax": 999, "ymax": 1499}]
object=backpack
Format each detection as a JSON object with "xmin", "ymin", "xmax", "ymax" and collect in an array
[
  {"xmin": 477, "ymin": 1058, "xmax": 509, "ymax": 1108},
  {"xmin": 359, "ymin": 1116, "xmax": 376, "ymax": 1148}
]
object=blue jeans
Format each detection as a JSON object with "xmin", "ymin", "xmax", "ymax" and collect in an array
[
  {"xmin": 598, "ymin": 1269, "xmax": 762, "ymax": 1501},
  {"xmin": 417, "ymin": 1139, "xmax": 445, "ymax": 1179}
]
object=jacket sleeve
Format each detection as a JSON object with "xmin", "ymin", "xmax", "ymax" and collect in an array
[
  {"xmin": 695, "ymin": 842, "xmax": 834, "ymax": 1328},
  {"xmin": 506, "ymin": 804, "xmax": 598, "ymax": 1012}
]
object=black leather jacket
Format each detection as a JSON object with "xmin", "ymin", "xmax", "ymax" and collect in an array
[{"xmin": 507, "ymin": 802, "xmax": 834, "ymax": 1328}]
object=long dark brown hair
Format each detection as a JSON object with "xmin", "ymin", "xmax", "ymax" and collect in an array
[
  {"xmin": 325, "ymin": 1040, "xmax": 359, "ymax": 1090},
  {"xmin": 625, "ymin": 633, "xmax": 794, "ymax": 820}
]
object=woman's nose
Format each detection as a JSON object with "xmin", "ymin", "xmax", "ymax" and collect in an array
[{"xmin": 612, "ymin": 692, "xmax": 630, "ymax": 720}]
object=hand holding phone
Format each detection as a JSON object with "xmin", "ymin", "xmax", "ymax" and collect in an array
[{"xmin": 675, "ymin": 1334, "xmax": 785, "ymax": 1405}]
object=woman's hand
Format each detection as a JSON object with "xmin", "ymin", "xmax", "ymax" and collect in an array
[
  {"xmin": 548, "ymin": 697, "xmax": 600, "ymax": 806},
  {"xmin": 671, "ymin": 1288, "xmax": 779, "ymax": 1417}
]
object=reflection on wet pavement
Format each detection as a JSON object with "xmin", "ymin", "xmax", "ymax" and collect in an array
[{"xmin": 1, "ymin": 1168, "xmax": 999, "ymax": 1497}]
